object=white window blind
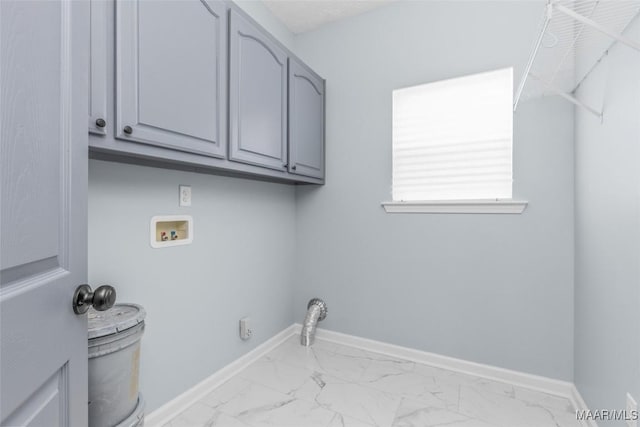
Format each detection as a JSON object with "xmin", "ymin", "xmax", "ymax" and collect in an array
[{"xmin": 392, "ymin": 67, "xmax": 513, "ymax": 202}]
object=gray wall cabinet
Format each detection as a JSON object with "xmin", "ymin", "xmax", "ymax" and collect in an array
[
  {"xmin": 288, "ymin": 58, "xmax": 325, "ymax": 179},
  {"xmin": 116, "ymin": 0, "xmax": 227, "ymax": 158},
  {"xmin": 229, "ymin": 9, "xmax": 288, "ymax": 171},
  {"xmin": 89, "ymin": 0, "xmax": 325, "ymax": 185}
]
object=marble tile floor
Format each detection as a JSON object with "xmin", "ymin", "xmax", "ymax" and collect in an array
[{"xmin": 163, "ymin": 336, "xmax": 583, "ymax": 427}]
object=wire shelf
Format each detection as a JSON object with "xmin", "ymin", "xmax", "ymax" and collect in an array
[{"xmin": 514, "ymin": 0, "xmax": 640, "ymax": 118}]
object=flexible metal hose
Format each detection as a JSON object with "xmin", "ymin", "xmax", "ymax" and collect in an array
[{"xmin": 301, "ymin": 298, "xmax": 328, "ymax": 347}]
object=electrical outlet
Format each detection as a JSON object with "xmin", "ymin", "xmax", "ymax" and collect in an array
[
  {"xmin": 179, "ymin": 185, "xmax": 191, "ymax": 207},
  {"xmin": 239, "ymin": 317, "xmax": 252, "ymax": 340},
  {"xmin": 627, "ymin": 393, "xmax": 638, "ymax": 427}
]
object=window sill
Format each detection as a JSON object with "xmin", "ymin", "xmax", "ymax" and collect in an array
[{"xmin": 381, "ymin": 200, "xmax": 528, "ymax": 214}]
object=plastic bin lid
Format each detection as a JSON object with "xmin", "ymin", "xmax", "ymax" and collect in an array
[{"xmin": 88, "ymin": 304, "xmax": 146, "ymax": 340}]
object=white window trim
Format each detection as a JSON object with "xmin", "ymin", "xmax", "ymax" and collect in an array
[{"xmin": 381, "ymin": 199, "xmax": 528, "ymax": 214}]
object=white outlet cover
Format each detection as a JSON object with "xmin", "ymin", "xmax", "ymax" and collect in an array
[
  {"xmin": 179, "ymin": 185, "xmax": 191, "ymax": 207},
  {"xmin": 240, "ymin": 317, "xmax": 252, "ymax": 340}
]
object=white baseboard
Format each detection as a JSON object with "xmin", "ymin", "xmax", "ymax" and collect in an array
[
  {"xmin": 300, "ymin": 324, "xmax": 574, "ymax": 397},
  {"xmin": 145, "ymin": 324, "xmax": 297, "ymax": 427},
  {"xmin": 299, "ymin": 323, "xmax": 594, "ymax": 426},
  {"xmin": 570, "ymin": 384, "xmax": 599, "ymax": 427},
  {"xmin": 147, "ymin": 323, "xmax": 593, "ymax": 427}
]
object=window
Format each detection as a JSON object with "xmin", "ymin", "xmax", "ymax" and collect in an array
[{"xmin": 391, "ymin": 68, "xmax": 516, "ymax": 207}]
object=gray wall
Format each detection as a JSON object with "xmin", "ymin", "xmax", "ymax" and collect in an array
[
  {"xmin": 88, "ymin": 161, "xmax": 296, "ymax": 412},
  {"xmin": 293, "ymin": 1, "xmax": 576, "ymax": 381},
  {"xmin": 87, "ymin": 1, "xmax": 296, "ymax": 413},
  {"xmin": 574, "ymin": 17, "xmax": 640, "ymax": 421},
  {"xmin": 88, "ymin": 0, "xmax": 591, "ymax": 414}
]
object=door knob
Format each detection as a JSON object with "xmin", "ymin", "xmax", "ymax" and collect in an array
[{"xmin": 73, "ymin": 284, "xmax": 116, "ymax": 315}]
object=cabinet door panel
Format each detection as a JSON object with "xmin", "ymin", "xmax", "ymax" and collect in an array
[
  {"xmin": 229, "ymin": 9, "xmax": 287, "ymax": 171},
  {"xmin": 116, "ymin": 0, "xmax": 225, "ymax": 157},
  {"xmin": 288, "ymin": 58, "xmax": 325, "ymax": 179},
  {"xmin": 89, "ymin": 0, "xmax": 108, "ymax": 135}
]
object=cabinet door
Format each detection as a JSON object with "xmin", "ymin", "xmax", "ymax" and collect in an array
[
  {"xmin": 229, "ymin": 9, "xmax": 288, "ymax": 171},
  {"xmin": 288, "ymin": 58, "xmax": 325, "ymax": 179},
  {"xmin": 116, "ymin": 0, "xmax": 226, "ymax": 157},
  {"xmin": 89, "ymin": 0, "xmax": 108, "ymax": 135}
]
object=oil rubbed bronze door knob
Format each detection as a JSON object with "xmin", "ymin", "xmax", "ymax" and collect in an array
[{"xmin": 72, "ymin": 284, "xmax": 116, "ymax": 315}]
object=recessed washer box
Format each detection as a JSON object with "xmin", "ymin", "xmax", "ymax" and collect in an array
[{"xmin": 150, "ymin": 215, "xmax": 193, "ymax": 248}]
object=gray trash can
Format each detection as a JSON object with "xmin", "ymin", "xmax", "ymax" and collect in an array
[
  {"xmin": 116, "ymin": 394, "xmax": 145, "ymax": 427},
  {"xmin": 88, "ymin": 304, "xmax": 146, "ymax": 427}
]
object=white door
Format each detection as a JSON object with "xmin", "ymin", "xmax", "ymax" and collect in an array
[{"xmin": 1, "ymin": 1, "xmax": 90, "ymax": 426}]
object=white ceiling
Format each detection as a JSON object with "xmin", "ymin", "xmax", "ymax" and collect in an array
[{"xmin": 262, "ymin": 0, "xmax": 394, "ymax": 34}]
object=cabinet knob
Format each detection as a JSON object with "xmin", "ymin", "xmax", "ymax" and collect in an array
[
  {"xmin": 123, "ymin": 125, "xmax": 133, "ymax": 135},
  {"xmin": 292, "ymin": 165, "xmax": 297, "ymax": 170},
  {"xmin": 95, "ymin": 118, "xmax": 106, "ymax": 128}
]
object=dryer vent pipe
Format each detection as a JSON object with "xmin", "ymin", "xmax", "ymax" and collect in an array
[{"xmin": 300, "ymin": 298, "xmax": 328, "ymax": 347}]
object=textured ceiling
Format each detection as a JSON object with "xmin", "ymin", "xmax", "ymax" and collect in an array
[{"xmin": 262, "ymin": 0, "xmax": 394, "ymax": 34}]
